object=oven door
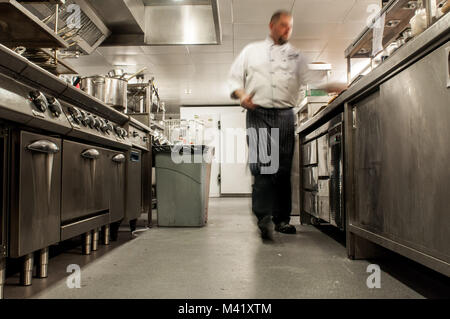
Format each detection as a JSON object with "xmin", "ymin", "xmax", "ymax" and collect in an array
[
  {"xmin": 107, "ymin": 150, "xmax": 126, "ymax": 223},
  {"xmin": 61, "ymin": 140, "xmax": 109, "ymax": 226},
  {"xmin": 10, "ymin": 131, "xmax": 61, "ymax": 258}
]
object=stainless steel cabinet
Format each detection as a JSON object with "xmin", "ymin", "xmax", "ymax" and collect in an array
[
  {"xmin": 10, "ymin": 131, "xmax": 61, "ymax": 258},
  {"xmin": 351, "ymin": 41, "xmax": 450, "ymax": 272},
  {"xmin": 61, "ymin": 140, "xmax": 109, "ymax": 224}
]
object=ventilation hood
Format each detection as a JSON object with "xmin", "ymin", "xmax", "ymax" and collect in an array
[
  {"xmin": 93, "ymin": 0, "xmax": 222, "ymax": 46},
  {"xmin": 143, "ymin": 0, "xmax": 221, "ymax": 45}
]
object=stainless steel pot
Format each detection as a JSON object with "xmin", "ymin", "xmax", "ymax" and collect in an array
[{"xmin": 80, "ymin": 68, "xmax": 147, "ymax": 111}]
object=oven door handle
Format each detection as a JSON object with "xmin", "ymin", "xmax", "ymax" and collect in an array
[
  {"xmin": 27, "ymin": 140, "xmax": 60, "ymax": 154},
  {"xmin": 112, "ymin": 153, "xmax": 125, "ymax": 163},
  {"xmin": 81, "ymin": 149, "xmax": 100, "ymax": 159}
]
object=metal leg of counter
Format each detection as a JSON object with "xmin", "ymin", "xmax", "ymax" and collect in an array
[
  {"xmin": 36, "ymin": 247, "xmax": 49, "ymax": 278},
  {"xmin": 102, "ymin": 225, "xmax": 110, "ymax": 245},
  {"xmin": 0, "ymin": 258, "xmax": 5, "ymax": 299},
  {"xmin": 82, "ymin": 232, "xmax": 92, "ymax": 255},
  {"xmin": 92, "ymin": 228, "xmax": 99, "ymax": 251},
  {"xmin": 20, "ymin": 253, "xmax": 34, "ymax": 286}
]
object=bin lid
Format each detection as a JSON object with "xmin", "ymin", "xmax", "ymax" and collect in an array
[{"xmin": 153, "ymin": 145, "xmax": 209, "ymax": 154}]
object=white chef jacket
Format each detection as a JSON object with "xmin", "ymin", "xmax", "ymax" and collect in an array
[{"xmin": 229, "ymin": 37, "xmax": 313, "ymax": 109}]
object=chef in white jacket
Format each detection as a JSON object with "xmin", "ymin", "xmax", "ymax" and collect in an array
[{"xmin": 228, "ymin": 10, "xmax": 324, "ymax": 240}]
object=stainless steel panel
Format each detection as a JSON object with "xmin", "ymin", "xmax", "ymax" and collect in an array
[
  {"xmin": 317, "ymin": 179, "xmax": 330, "ymax": 222},
  {"xmin": 60, "ymin": 213, "xmax": 109, "ymax": 241},
  {"xmin": 88, "ymin": 0, "xmax": 145, "ymax": 34},
  {"xmin": 20, "ymin": 62, "xmax": 68, "ymax": 95},
  {"xmin": 329, "ymin": 123, "xmax": 344, "ymax": 230},
  {"xmin": 144, "ymin": 0, "xmax": 221, "ymax": 45},
  {"xmin": 0, "ymin": 128, "xmax": 8, "ymax": 259},
  {"xmin": 317, "ymin": 134, "xmax": 329, "ymax": 177},
  {"xmin": 302, "ymin": 191, "xmax": 317, "ymax": 217},
  {"xmin": 142, "ymin": 149, "xmax": 152, "ymax": 226},
  {"xmin": 0, "ymin": 73, "xmax": 35, "ymax": 125},
  {"xmin": 0, "ymin": 44, "xmax": 29, "ymax": 74},
  {"xmin": 9, "ymin": 131, "xmax": 61, "ymax": 258},
  {"xmin": 106, "ymin": 149, "xmax": 126, "ymax": 223},
  {"xmin": 301, "ymin": 140, "xmax": 317, "ymax": 165},
  {"xmin": 302, "ymin": 166, "xmax": 318, "ymax": 191},
  {"xmin": 291, "ymin": 134, "xmax": 300, "ymax": 216},
  {"xmin": 61, "ymin": 140, "xmax": 109, "ymax": 224},
  {"xmin": 352, "ymin": 42, "xmax": 450, "ymax": 265},
  {"xmin": 125, "ymin": 149, "xmax": 142, "ymax": 222}
]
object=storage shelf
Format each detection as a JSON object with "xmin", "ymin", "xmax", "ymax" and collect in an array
[{"xmin": 0, "ymin": 0, "xmax": 69, "ymax": 48}]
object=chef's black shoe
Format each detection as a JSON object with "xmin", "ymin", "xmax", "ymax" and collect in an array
[
  {"xmin": 258, "ymin": 216, "xmax": 273, "ymax": 241},
  {"xmin": 275, "ymin": 222, "xmax": 296, "ymax": 234}
]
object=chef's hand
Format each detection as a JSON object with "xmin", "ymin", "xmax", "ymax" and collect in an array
[
  {"xmin": 240, "ymin": 92, "xmax": 258, "ymax": 110},
  {"xmin": 232, "ymin": 90, "xmax": 258, "ymax": 110}
]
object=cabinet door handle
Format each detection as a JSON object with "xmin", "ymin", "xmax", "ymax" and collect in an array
[
  {"xmin": 112, "ymin": 153, "xmax": 125, "ymax": 163},
  {"xmin": 81, "ymin": 149, "xmax": 100, "ymax": 159},
  {"xmin": 27, "ymin": 140, "xmax": 60, "ymax": 154}
]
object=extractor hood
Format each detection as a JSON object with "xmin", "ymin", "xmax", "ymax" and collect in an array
[
  {"xmin": 143, "ymin": 0, "xmax": 221, "ymax": 45},
  {"xmin": 96, "ymin": 0, "xmax": 222, "ymax": 46}
]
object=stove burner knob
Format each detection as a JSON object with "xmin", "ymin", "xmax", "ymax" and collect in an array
[
  {"xmin": 68, "ymin": 106, "xmax": 81, "ymax": 124},
  {"xmin": 132, "ymin": 131, "xmax": 138, "ymax": 138},
  {"xmin": 114, "ymin": 125, "xmax": 121, "ymax": 136},
  {"xmin": 46, "ymin": 96, "xmax": 62, "ymax": 117},
  {"xmin": 99, "ymin": 119, "xmax": 108, "ymax": 132},
  {"xmin": 106, "ymin": 123, "xmax": 114, "ymax": 133},
  {"xmin": 86, "ymin": 114, "xmax": 95, "ymax": 128},
  {"xmin": 93, "ymin": 117, "xmax": 102, "ymax": 130},
  {"xmin": 29, "ymin": 90, "xmax": 47, "ymax": 112},
  {"xmin": 143, "ymin": 136, "xmax": 148, "ymax": 142},
  {"xmin": 79, "ymin": 110, "xmax": 88, "ymax": 126}
]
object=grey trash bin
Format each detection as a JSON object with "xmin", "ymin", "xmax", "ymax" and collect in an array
[{"xmin": 154, "ymin": 145, "xmax": 213, "ymax": 227}]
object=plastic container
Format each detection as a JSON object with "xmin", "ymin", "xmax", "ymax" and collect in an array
[{"xmin": 154, "ymin": 145, "xmax": 213, "ymax": 227}]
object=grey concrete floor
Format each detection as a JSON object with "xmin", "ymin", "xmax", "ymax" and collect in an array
[{"xmin": 3, "ymin": 197, "xmax": 450, "ymax": 299}]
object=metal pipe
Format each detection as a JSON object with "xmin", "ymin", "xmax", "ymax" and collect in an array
[
  {"xmin": 102, "ymin": 225, "xmax": 110, "ymax": 245},
  {"xmin": 82, "ymin": 232, "xmax": 92, "ymax": 255},
  {"xmin": 36, "ymin": 247, "xmax": 49, "ymax": 278},
  {"xmin": 55, "ymin": 4, "xmax": 59, "ymax": 34},
  {"xmin": 92, "ymin": 228, "xmax": 99, "ymax": 251},
  {"xmin": 0, "ymin": 258, "xmax": 5, "ymax": 299},
  {"xmin": 20, "ymin": 253, "xmax": 34, "ymax": 286}
]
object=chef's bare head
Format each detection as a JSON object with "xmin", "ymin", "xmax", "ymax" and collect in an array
[{"xmin": 269, "ymin": 10, "xmax": 293, "ymax": 45}]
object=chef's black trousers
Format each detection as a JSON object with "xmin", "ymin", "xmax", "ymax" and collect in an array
[{"xmin": 246, "ymin": 107, "xmax": 295, "ymax": 225}]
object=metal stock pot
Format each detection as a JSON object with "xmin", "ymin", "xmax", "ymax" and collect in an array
[{"xmin": 80, "ymin": 68, "xmax": 147, "ymax": 111}]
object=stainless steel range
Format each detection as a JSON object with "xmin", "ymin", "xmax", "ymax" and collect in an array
[{"xmin": 0, "ymin": 43, "xmax": 133, "ymax": 294}]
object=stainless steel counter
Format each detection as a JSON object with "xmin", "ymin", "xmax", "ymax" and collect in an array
[{"xmin": 297, "ymin": 13, "xmax": 450, "ymax": 277}]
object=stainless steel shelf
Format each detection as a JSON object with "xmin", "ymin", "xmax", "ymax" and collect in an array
[{"xmin": 0, "ymin": 0, "xmax": 69, "ymax": 48}]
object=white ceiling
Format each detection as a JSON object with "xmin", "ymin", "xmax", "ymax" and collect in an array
[{"xmin": 66, "ymin": 0, "xmax": 381, "ymax": 113}]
